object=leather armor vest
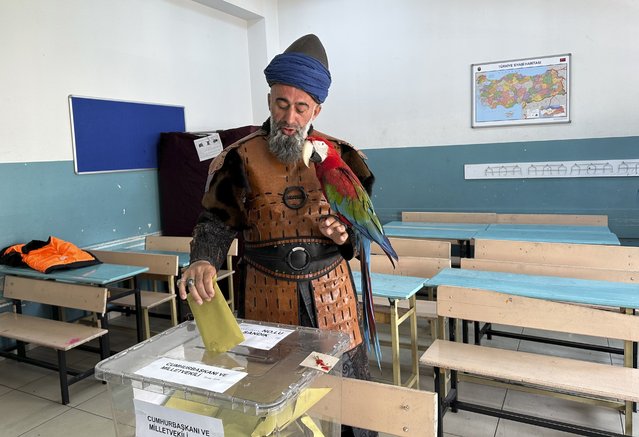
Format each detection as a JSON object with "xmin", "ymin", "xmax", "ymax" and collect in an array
[{"xmin": 234, "ymin": 133, "xmax": 362, "ymax": 350}]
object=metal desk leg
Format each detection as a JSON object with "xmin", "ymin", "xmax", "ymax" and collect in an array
[
  {"xmin": 389, "ymin": 297, "xmax": 419, "ymax": 388},
  {"xmin": 626, "ymin": 308, "xmax": 637, "ymax": 415},
  {"xmin": 133, "ymin": 277, "xmax": 144, "ymax": 343},
  {"xmin": 409, "ymin": 295, "xmax": 419, "ymax": 389},
  {"xmin": 625, "ymin": 337, "xmax": 634, "ymax": 433},
  {"xmin": 390, "ymin": 300, "xmax": 401, "ymax": 386}
]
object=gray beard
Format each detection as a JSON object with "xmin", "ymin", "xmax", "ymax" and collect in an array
[{"xmin": 267, "ymin": 118, "xmax": 311, "ymax": 164}]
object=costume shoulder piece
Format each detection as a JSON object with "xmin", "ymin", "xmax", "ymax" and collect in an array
[
  {"xmin": 207, "ymin": 128, "xmax": 266, "ymax": 176},
  {"xmin": 312, "ymin": 129, "xmax": 375, "ymax": 195},
  {"xmin": 201, "ymin": 129, "xmax": 265, "ymax": 229}
]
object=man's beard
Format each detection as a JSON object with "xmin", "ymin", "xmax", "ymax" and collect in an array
[{"xmin": 267, "ymin": 118, "xmax": 312, "ymax": 164}]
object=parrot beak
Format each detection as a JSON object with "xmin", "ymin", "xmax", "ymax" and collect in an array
[{"xmin": 302, "ymin": 140, "xmax": 314, "ymax": 167}]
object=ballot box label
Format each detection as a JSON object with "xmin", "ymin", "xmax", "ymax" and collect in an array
[
  {"xmin": 135, "ymin": 357, "xmax": 246, "ymax": 393},
  {"xmin": 134, "ymin": 398, "xmax": 224, "ymax": 437},
  {"xmin": 239, "ymin": 322, "xmax": 294, "ymax": 350}
]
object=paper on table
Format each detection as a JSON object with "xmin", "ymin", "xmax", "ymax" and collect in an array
[{"xmin": 187, "ymin": 278, "xmax": 245, "ymax": 353}]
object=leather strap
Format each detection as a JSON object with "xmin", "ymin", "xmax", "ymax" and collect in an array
[{"xmin": 244, "ymin": 238, "xmax": 342, "ymax": 281}]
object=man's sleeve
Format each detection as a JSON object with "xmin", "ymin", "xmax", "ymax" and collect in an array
[
  {"xmin": 190, "ymin": 148, "xmax": 248, "ymax": 269},
  {"xmin": 190, "ymin": 211, "xmax": 236, "ymax": 270}
]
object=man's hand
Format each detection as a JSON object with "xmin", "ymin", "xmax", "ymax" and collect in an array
[
  {"xmin": 319, "ymin": 215, "xmax": 349, "ymax": 245},
  {"xmin": 178, "ymin": 260, "xmax": 217, "ymax": 305}
]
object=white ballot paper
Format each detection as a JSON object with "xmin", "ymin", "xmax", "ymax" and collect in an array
[
  {"xmin": 239, "ymin": 322, "xmax": 294, "ymax": 350},
  {"xmin": 135, "ymin": 357, "xmax": 246, "ymax": 393},
  {"xmin": 134, "ymin": 398, "xmax": 224, "ymax": 437}
]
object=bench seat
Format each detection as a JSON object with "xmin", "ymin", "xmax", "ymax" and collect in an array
[
  {"xmin": 421, "ymin": 285, "xmax": 639, "ymax": 436},
  {"xmin": 422, "ymin": 339, "xmax": 639, "ymax": 403},
  {"xmin": 0, "ymin": 275, "xmax": 110, "ymax": 404},
  {"xmin": 0, "ymin": 312, "xmax": 107, "ymax": 351}
]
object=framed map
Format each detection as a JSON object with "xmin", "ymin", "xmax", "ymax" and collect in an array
[{"xmin": 471, "ymin": 54, "xmax": 570, "ymax": 127}]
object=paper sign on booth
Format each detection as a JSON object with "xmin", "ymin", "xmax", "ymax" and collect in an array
[{"xmin": 194, "ymin": 133, "xmax": 223, "ymax": 162}]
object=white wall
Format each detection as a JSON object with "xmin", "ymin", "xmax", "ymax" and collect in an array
[
  {"xmin": 3, "ymin": 0, "xmax": 637, "ymax": 164},
  {"xmin": 0, "ymin": 0, "xmax": 254, "ymax": 164},
  {"xmin": 276, "ymin": 0, "xmax": 639, "ymax": 149}
]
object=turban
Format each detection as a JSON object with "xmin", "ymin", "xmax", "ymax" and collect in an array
[{"xmin": 264, "ymin": 34, "xmax": 332, "ymax": 104}]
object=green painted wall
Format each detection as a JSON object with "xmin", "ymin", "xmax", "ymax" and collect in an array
[
  {"xmin": 1, "ymin": 136, "xmax": 637, "ymax": 252},
  {"xmin": 364, "ymin": 136, "xmax": 639, "ymax": 244},
  {"xmin": 0, "ymin": 161, "xmax": 160, "ymax": 250}
]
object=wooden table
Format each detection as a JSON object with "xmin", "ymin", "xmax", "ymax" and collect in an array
[
  {"xmin": 383, "ymin": 221, "xmax": 489, "ymax": 240},
  {"xmin": 0, "ymin": 263, "xmax": 149, "ymax": 342},
  {"xmin": 384, "ymin": 221, "xmax": 489, "ymax": 258},
  {"xmin": 115, "ymin": 248, "xmax": 235, "ymax": 320},
  {"xmin": 383, "ymin": 221, "xmax": 620, "ymax": 260},
  {"xmin": 352, "ymin": 271, "xmax": 427, "ymax": 388}
]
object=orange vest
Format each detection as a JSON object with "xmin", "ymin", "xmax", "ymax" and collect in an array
[{"xmin": 1, "ymin": 237, "xmax": 100, "ymax": 273}]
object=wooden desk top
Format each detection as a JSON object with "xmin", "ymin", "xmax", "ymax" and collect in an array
[
  {"xmin": 352, "ymin": 271, "xmax": 426, "ymax": 300},
  {"xmin": 476, "ymin": 224, "xmax": 620, "ymax": 245},
  {"xmin": 486, "ymin": 224, "xmax": 615, "ymax": 233},
  {"xmin": 427, "ymin": 268, "xmax": 639, "ymax": 309},
  {"xmin": 0, "ymin": 263, "xmax": 149, "ymax": 286},
  {"xmin": 383, "ymin": 221, "xmax": 619, "ymax": 245},
  {"xmin": 383, "ymin": 221, "xmax": 489, "ymax": 240}
]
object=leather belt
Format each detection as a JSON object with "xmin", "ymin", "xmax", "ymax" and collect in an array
[{"xmin": 244, "ymin": 239, "xmax": 342, "ymax": 280}]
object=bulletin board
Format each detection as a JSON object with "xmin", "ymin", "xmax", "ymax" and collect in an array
[{"xmin": 69, "ymin": 95, "xmax": 185, "ymax": 174}]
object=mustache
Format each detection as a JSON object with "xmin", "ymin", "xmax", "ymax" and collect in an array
[{"xmin": 275, "ymin": 122, "xmax": 304, "ymax": 133}]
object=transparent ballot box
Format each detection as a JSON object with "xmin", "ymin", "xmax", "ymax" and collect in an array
[{"xmin": 95, "ymin": 319, "xmax": 350, "ymax": 437}]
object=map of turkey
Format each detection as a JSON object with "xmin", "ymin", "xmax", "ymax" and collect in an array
[{"xmin": 475, "ymin": 64, "xmax": 568, "ymax": 123}]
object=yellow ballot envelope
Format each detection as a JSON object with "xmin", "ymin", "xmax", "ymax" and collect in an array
[{"xmin": 186, "ymin": 277, "xmax": 245, "ymax": 353}]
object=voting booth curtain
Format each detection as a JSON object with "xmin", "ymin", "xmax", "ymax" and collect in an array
[{"xmin": 157, "ymin": 126, "xmax": 259, "ymax": 237}]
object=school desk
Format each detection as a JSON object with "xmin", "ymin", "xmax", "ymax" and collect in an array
[
  {"xmin": 110, "ymin": 248, "xmax": 235, "ymax": 321},
  {"xmin": 0, "ymin": 263, "xmax": 148, "ymax": 343},
  {"xmin": 426, "ymin": 268, "xmax": 638, "ymax": 368},
  {"xmin": 352, "ymin": 270, "xmax": 427, "ymax": 388}
]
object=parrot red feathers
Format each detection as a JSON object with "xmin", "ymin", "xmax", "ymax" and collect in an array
[{"xmin": 303, "ymin": 135, "xmax": 398, "ymax": 368}]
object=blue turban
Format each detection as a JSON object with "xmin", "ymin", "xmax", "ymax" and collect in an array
[{"xmin": 264, "ymin": 52, "xmax": 332, "ymax": 104}]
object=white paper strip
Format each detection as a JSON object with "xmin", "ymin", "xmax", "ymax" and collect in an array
[
  {"xmin": 135, "ymin": 357, "xmax": 246, "ymax": 393},
  {"xmin": 239, "ymin": 322, "xmax": 295, "ymax": 350},
  {"xmin": 134, "ymin": 399, "xmax": 224, "ymax": 437},
  {"xmin": 465, "ymin": 159, "xmax": 639, "ymax": 180}
]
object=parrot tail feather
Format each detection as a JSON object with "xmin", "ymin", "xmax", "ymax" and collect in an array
[{"xmin": 360, "ymin": 238, "xmax": 382, "ymax": 370}]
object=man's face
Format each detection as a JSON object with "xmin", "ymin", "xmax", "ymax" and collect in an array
[
  {"xmin": 267, "ymin": 84, "xmax": 322, "ymax": 164},
  {"xmin": 269, "ymin": 84, "xmax": 322, "ymax": 133}
]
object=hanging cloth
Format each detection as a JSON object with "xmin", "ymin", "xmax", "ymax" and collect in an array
[{"xmin": 0, "ymin": 236, "xmax": 101, "ymax": 273}]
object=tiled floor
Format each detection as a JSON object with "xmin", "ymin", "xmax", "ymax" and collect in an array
[{"xmin": 0, "ymin": 316, "xmax": 637, "ymax": 436}]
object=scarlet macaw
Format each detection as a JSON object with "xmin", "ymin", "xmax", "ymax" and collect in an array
[{"xmin": 303, "ymin": 136, "xmax": 398, "ymax": 368}]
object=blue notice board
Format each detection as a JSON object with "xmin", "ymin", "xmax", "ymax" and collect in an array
[{"xmin": 69, "ymin": 96, "xmax": 185, "ymax": 174}]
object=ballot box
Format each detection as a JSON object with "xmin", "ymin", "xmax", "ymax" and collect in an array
[{"xmin": 95, "ymin": 319, "xmax": 350, "ymax": 437}]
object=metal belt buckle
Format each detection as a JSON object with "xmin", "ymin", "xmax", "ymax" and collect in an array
[{"xmin": 286, "ymin": 246, "xmax": 311, "ymax": 271}]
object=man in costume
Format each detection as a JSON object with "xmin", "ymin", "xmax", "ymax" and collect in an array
[{"xmin": 178, "ymin": 34, "xmax": 377, "ymax": 437}]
